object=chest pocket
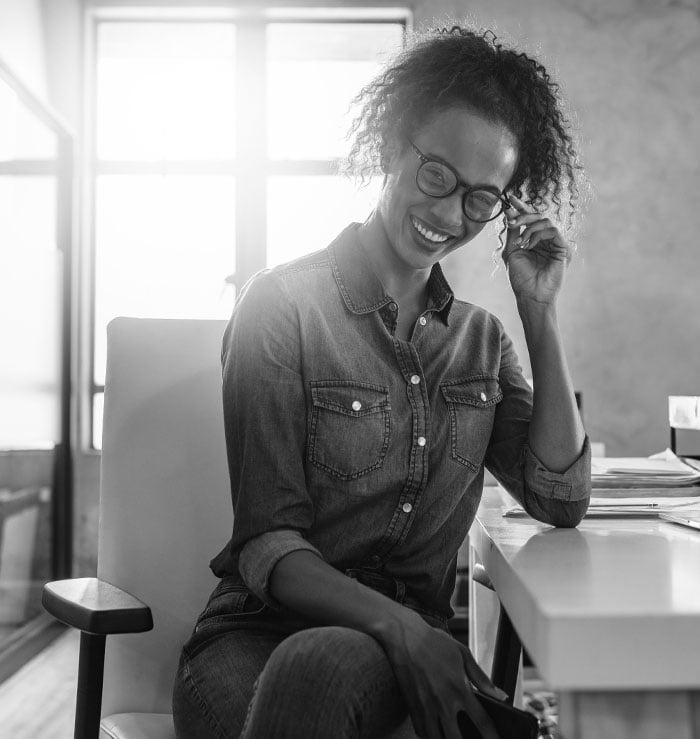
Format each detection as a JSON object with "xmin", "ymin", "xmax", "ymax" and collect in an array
[
  {"xmin": 441, "ymin": 377, "xmax": 503, "ymax": 472},
  {"xmin": 308, "ymin": 381, "xmax": 391, "ymax": 480}
]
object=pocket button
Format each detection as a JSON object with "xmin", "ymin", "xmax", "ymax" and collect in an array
[
  {"xmin": 351, "ymin": 400, "xmax": 362, "ymax": 411},
  {"xmin": 480, "ymin": 391, "xmax": 487, "ymax": 402}
]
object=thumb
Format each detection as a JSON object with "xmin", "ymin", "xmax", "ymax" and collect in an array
[
  {"xmin": 459, "ymin": 644, "xmax": 509, "ymax": 702},
  {"xmin": 501, "ymin": 210, "xmax": 522, "ymax": 267}
]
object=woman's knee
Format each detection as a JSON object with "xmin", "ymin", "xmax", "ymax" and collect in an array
[
  {"xmin": 266, "ymin": 626, "xmax": 385, "ymax": 681},
  {"xmin": 243, "ymin": 627, "xmax": 406, "ymax": 738}
]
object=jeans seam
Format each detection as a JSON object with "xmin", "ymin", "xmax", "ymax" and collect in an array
[{"xmin": 181, "ymin": 655, "xmax": 229, "ymax": 739}]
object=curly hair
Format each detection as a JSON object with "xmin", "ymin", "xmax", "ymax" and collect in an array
[{"xmin": 346, "ymin": 25, "xmax": 585, "ymax": 234}]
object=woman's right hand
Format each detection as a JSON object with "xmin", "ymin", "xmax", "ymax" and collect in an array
[{"xmin": 378, "ymin": 610, "xmax": 504, "ymax": 739}]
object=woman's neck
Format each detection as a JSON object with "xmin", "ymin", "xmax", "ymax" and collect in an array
[{"xmin": 357, "ymin": 212, "xmax": 431, "ymax": 308}]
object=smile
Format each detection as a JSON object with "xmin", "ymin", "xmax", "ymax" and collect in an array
[{"xmin": 410, "ymin": 215, "xmax": 451, "ymax": 244}]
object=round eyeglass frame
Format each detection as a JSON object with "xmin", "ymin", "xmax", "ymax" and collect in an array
[{"xmin": 408, "ymin": 141, "xmax": 511, "ymax": 223}]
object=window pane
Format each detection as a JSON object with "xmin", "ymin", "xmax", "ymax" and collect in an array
[
  {"xmin": 267, "ymin": 23, "xmax": 403, "ymax": 159},
  {"xmin": 94, "ymin": 175, "xmax": 236, "ymax": 385},
  {"xmin": 96, "ymin": 22, "xmax": 236, "ymax": 160},
  {"xmin": 267, "ymin": 175, "xmax": 381, "ymax": 266},
  {"xmin": 0, "ymin": 177, "xmax": 60, "ymax": 448},
  {"xmin": 0, "ymin": 79, "xmax": 56, "ymax": 161}
]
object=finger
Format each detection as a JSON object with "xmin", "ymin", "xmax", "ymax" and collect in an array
[
  {"xmin": 501, "ymin": 237, "xmax": 521, "ymax": 267},
  {"xmin": 506, "ymin": 212, "xmax": 545, "ymax": 229},
  {"xmin": 504, "ymin": 207, "xmax": 520, "ymax": 232},
  {"xmin": 459, "ymin": 691, "xmax": 501, "ymax": 739},
  {"xmin": 507, "ymin": 192, "xmax": 538, "ymax": 214},
  {"xmin": 518, "ymin": 219, "xmax": 557, "ymax": 244},
  {"xmin": 459, "ymin": 644, "xmax": 508, "ymax": 702},
  {"xmin": 526, "ymin": 229, "xmax": 567, "ymax": 253},
  {"xmin": 440, "ymin": 713, "xmax": 463, "ymax": 739}
]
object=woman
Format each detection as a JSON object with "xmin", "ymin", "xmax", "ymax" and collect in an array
[{"xmin": 173, "ymin": 24, "xmax": 591, "ymax": 739}]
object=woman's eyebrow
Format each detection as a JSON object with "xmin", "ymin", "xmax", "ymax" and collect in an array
[{"xmin": 422, "ymin": 147, "xmax": 504, "ymax": 195}]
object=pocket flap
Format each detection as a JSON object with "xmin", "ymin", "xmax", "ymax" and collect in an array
[
  {"xmin": 310, "ymin": 381, "xmax": 389, "ymax": 416},
  {"xmin": 441, "ymin": 378, "xmax": 502, "ymax": 408}
]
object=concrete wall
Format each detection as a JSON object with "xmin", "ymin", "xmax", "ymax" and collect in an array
[{"xmin": 418, "ymin": 0, "xmax": 700, "ymax": 456}]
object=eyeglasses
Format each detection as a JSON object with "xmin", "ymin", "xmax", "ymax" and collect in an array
[{"xmin": 409, "ymin": 141, "xmax": 511, "ymax": 223}]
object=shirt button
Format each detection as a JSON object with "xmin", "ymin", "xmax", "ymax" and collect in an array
[
  {"xmin": 410, "ymin": 374, "xmax": 420, "ymax": 385},
  {"xmin": 402, "ymin": 502, "xmax": 413, "ymax": 513},
  {"xmin": 480, "ymin": 392, "xmax": 487, "ymax": 402},
  {"xmin": 351, "ymin": 400, "xmax": 362, "ymax": 411},
  {"xmin": 417, "ymin": 436, "xmax": 426, "ymax": 447},
  {"xmin": 388, "ymin": 302, "xmax": 398, "ymax": 312},
  {"xmin": 419, "ymin": 316, "xmax": 427, "ymax": 326}
]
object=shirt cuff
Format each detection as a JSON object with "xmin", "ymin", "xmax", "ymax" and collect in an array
[
  {"xmin": 239, "ymin": 529, "xmax": 324, "ymax": 608},
  {"xmin": 523, "ymin": 436, "xmax": 591, "ymax": 502}
]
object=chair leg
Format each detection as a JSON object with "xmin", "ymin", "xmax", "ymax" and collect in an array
[
  {"xmin": 74, "ymin": 632, "xmax": 106, "ymax": 739},
  {"xmin": 491, "ymin": 604, "xmax": 521, "ymax": 705}
]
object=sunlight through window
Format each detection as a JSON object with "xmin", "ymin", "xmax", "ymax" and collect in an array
[{"xmin": 89, "ymin": 11, "xmax": 407, "ymax": 447}]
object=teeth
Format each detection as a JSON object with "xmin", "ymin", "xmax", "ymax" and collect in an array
[{"xmin": 411, "ymin": 216, "xmax": 449, "ymax": 243}]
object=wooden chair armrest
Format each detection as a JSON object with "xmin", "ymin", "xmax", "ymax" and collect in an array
[{"xmin": 42, "ymin": 577, "xmax": 153, "ymax": 635}]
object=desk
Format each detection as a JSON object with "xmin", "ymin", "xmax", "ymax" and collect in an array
[{"xmin": 469, "ymin": 486, "xmax": 700, "ymax": 738}]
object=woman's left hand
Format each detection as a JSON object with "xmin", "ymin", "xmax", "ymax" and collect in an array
[{"xmin": 502, "ymin": 193, "xmax": 572, "ymax": 306}]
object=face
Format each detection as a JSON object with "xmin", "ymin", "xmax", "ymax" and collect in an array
[{"xmin": 376, "ymin": 106, "xmax": 518, "ymax": 271}]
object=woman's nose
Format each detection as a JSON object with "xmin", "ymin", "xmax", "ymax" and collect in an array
[{"xmin": 427, "ymin": 191, "xmax": 465, "ymax": 232}]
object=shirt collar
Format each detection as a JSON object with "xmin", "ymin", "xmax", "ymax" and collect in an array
[{"xmin": 328, "ymin": 223, "xmax": 454, "ymax": 325}]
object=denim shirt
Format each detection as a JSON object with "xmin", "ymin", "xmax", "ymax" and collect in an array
[{"xmin": 210, "ymin": 223, "xmax": 591, "ymax": 621}]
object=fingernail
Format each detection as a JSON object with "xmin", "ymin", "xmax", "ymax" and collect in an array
[{"xmin": 496, "ymin": 688, "xmax": 509, "ymax": 701}]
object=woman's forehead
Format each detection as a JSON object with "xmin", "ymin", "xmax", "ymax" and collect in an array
[{"xmin": 413, "ymin": 107, "xmax": 518, "ymax": 187}]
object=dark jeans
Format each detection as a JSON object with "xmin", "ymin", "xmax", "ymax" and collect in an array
[{"xmin": 172, "ymin": 574, "xmax": 450, "ymax": 738}]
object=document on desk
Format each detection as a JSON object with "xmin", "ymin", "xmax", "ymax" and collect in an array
[
  {"xmin": 504, "ymin": 495, "xmax": 700, "ymax": 519},
  {"xmin": 591, "ymin": 449, "xmax": 700, "ymax": 488},
  {"xmin": 504, "ymin": 449, "xmax": 700, "ymax": 518}
]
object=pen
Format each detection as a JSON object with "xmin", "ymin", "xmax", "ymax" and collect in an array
[{"xmin": 590, "ymin": 502, "xmax": 659, "ymax": 509}]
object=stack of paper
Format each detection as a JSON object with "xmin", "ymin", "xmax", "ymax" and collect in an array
[
  {"xmin": 592, "ymin": 449, "xmax": 700, "ymax": 489},
  {"xmin": 503, "ymin": 450, "xmax": 700, "ymax": 519}
]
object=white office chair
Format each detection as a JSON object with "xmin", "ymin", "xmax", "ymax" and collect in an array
[{"xmin": 42, "ymin": 317, "xmax": 418, "ymax": 738}]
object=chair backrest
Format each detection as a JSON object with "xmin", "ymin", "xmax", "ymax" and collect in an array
[{"xmin": 98, "ymin": 317, "xmax": 231, "ymax": 717}]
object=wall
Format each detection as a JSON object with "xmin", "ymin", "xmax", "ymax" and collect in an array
[{"xmin": 413, "ymin": 0, "xmax": 700, "ymax": 456}]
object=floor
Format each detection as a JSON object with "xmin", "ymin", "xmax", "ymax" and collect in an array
[{"xmin": 0, "ymin": 628, "xmax": 77, "ymax": 738}]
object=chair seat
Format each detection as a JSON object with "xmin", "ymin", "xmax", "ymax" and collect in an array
[{"xmin": 99, "ymin": 713, "xmax": 175, "ymax": 739}]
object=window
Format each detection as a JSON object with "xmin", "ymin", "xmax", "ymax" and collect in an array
[{"xmin": 86, "ymin": 7, "xmax": 407, "ymax": 449}]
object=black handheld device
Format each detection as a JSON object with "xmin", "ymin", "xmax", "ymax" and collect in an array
[{"xmin": 458, "ymin": 691, "xmax": 539, "ymax": 739}]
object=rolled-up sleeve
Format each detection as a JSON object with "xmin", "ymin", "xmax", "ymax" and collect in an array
[
  {"xmin": 485, "ymin": 322, "xmax": 591, "ymax": 528},
  {"xmin": 520, "ymin": 437, "xmax": 591, "ymax": 526},
  {"xmin": 239, "ymin": 530, "xmax": 323, "ymax": 608},
  {"xmin": 211, "ymin": 271, "xmax": 324, "ymax": 603}
]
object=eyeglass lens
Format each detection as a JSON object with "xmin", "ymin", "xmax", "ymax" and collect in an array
[{"xmin": 417, "ymin": 160, "xmax": 503, "ymax": 222}]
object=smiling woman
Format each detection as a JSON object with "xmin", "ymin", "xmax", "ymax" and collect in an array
[{"xmin": 172, "ymin": 23, "xmax": 591, "ymax": 739}]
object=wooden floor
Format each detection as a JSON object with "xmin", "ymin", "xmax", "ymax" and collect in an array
[{"xmin": 0, "ymin": 629, "xmax": 78, "ymax": 738}]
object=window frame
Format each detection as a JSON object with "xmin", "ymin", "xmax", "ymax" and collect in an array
[{"xmin": 82, "ymin": 3, "xmax": 410, "ymax": 450}]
